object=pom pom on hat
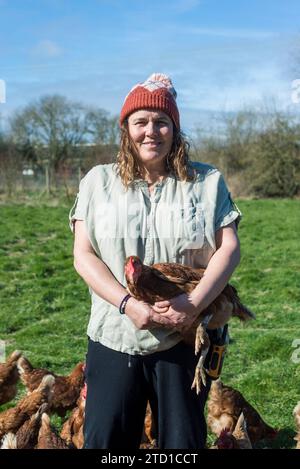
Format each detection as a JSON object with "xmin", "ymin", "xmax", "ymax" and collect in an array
[
  {"xmin": 120, "ymin": 73, "xmax": 180, "ymax": 129},
  {"xmin": 138, "ymin": 73, "xmax": 177, "ymax": 99}
]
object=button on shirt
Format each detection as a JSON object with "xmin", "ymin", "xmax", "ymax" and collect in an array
[{"xmin": 69, "ymin": 161, "xmax": 242, "ymax": 355}]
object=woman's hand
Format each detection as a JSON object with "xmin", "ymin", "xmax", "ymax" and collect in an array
[
  {"xmin": 125, "ymin": 297, "xmax": 175, "ymax": 330},
  {"xmin": 152, "ymin": 293, "xmax": 201, "ymax": 332}
]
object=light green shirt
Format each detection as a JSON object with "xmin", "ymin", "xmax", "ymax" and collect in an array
[{"xmin": 69, "ymin": 161, "xmax": 242, "ymax": 355}]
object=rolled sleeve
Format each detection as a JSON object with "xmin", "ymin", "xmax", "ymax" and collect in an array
[
  {"xmin": 69, "ymin": 170, "xmax": 93, "ymax": 233},
  {"xmin": 215, "ymin": 174, "xmax": 242, "ymax": 231}
]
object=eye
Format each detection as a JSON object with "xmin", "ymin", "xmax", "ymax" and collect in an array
[{"xmin": 157, "ymin": 120, "xmax": 171, "ymax": 128}]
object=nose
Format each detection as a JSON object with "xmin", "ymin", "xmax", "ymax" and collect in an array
[{"xmin": 145, "ymin": 121, "xmax": 158, "ymax": 137}]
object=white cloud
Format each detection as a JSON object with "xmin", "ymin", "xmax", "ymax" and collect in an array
[
  {"xmin": 179, "ymin": 69, "xmax": 291, "ymax": 116},
  {"xmin": 32, "ymin": 40, "xmax": 63, "ymax": 58},
  {"xmin": 2, "ymin": 31, "xmax": 293, "ymax": 135}
]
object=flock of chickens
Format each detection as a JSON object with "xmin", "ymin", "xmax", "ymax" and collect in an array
[
  {"xmin": 0, "ymin": 351, "xmax": 85, "ymax": 449},
  {"xmin": 0, "ymin": 349, "xmax": 299, "ymax": 449},
  {"xmin": 0, "ymin": 257, "xmax": 297, "ymax": 449}
]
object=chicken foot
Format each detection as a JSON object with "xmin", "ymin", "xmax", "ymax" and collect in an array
[{"xmin": 191, "ymin": 314, "xmax": 213, "ymax": 395}]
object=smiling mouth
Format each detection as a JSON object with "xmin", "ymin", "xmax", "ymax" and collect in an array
[{"xmin": 143, "ymin": 142, "xmax": 161, "ymax": 146}]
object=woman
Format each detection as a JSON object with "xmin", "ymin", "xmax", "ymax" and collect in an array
[{"xmin": 69, "ymin": 73, "xmax": 241, "ymax": 449}]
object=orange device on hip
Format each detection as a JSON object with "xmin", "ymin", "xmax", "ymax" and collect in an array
[{"xmin": 206, "ymin": 324, "xmax": 228, "ymax": 380}]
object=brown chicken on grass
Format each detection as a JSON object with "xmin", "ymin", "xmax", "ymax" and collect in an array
[
  {"xmin": 36, "ymin": 412, "xmax": 70, "ymax": 449},
  {"xmin": 0, "ymin": 375, "xmax": 54, "ymax": 440},
  {"xmin": 60, "ymin": 384, "xmax": 86, "ymax": 449},
  {"xmin": 0, "ymin": 350, "xmax": 22, "ymax": 405},
  {"xmin": 15, "ymin": 403, "xmax": 48, "ymax": 449},
  {"xmin": 124, "ymin": 256, "xmax": 255, "ymax": 393},
  {"xmin": 207, "ymin": 379, "xmax": 277, "ymax": 444},
  {"xmin": 1, "ymin": 403, "xmax": 49, "ymax": 449},
  {"xmin": 293, "ymin": 402, "xmax": 300, "ymax": 449},
  {"xmin": 17, "ymin": 356, "xmax": 85, "ymax": 417},
  {"xmin": 211, "ymin": 412, "xmax": 252, "ymax": 449}
]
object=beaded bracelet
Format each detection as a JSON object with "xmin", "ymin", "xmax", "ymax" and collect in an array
[{"xmin": 119, "ymin": 293, "xmax": 132, "ymax": 315}]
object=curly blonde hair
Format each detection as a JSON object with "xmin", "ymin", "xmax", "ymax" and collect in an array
[{"xmin": 114, "ymin": 122, "xmax": 196, "ymax": 189}]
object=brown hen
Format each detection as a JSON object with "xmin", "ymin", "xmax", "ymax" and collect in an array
[
  {"xmin": 211, "ymin": 412, "xmax": 252, "ymax": 449},
  {"xmin": 207, "ymin": 379, "xmax": 277, "ymax": 444},
  {"xmin": 293, "ymin": 402, "xmax": 300, "ymax": 449},
  {"xmin": 0, "ymin": 350, "xmax": 22, "ymax": 405},
  {"xmin": 0, "ymin": 375, "xmax": 54, "ymax": 440},
  {"xmin": 1, "ymin": 403, "xmax": 49, "ymax": 449},
  {"xmin": 36, "ymin": 412, "xmax": 70, "ymax": 449},
  {"xmin": 60, "ymin": 384, "xmax": 86, "ymax": 449},
  {"xmin": 13, "ymin": 403, "xmax": 49, "ymax": 449},
  {"xmin": 124, "ymin": 256, "xmax": 254, "ymax": 393},
  {"xmin": 17, "ymin": 356, "xmax": 85, "ymax": 417}
]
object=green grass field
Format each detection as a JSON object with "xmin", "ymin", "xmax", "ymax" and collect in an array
[{"xmin": 0, "ymin": 198, "xmax": 299, "ymax": 448}]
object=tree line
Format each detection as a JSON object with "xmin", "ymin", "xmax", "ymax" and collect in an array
[
  {"xmin": 0, "ymin": 95, "xmax": 299, "ymax": 198},
  {"xmin": 0, "ymin": 95, "xmax": 119, "ymax": 196},
  {"xmin": 192, "ymin": 109, "xmax": 300, "ymax": 198}
]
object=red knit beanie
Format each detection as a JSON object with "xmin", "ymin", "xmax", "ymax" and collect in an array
[{"xmin": 120, "ymin": 73, "xmax": 180, "ymax": 130}]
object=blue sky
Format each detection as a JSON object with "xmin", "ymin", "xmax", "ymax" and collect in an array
[{"xmin": 0, "ymin": 0, "xmax": 300, "ymax": 133}]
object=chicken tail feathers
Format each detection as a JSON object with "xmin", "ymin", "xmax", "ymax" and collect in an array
[
  {"xmin": 233, "ymin": 303, "xmax": 256, "ymax": 321},
  {"xmin": 226, "ymin": 285, "xmax": 256, "ymax": 321},
  {"xmin": 7, "ymin": 350, "xmax": 22, "ymax": 364},
  {"xmin": 0, "ymin": 432, "xmax": 17, "ymax": 449},
  {"xmin": 210, "ymin": 378, "xmax": 223, "ymax": 395},
  {"xmin": 17, "ymin": 356, "xmax": 33, "ymax": 376}
]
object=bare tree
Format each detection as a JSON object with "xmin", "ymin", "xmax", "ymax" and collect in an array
[
  {"xmin": 0, "ymin": 137, "xmax": 21, "ymax": 196},
  {"xmin": 85, "ymin": 109, "xmax": 119, "ymax": 144},
  {"xmin": 193, "ymin": 106, "xmax": 300, "ymax": 197},
  {"xmin": 10, "ymin": 95, "xmax": 90, "ymax": 171},
  {"xmin": 9, "ymin": 95, "xmax": 118, "ymax": 193}
]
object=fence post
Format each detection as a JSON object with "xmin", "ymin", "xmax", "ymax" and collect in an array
[{"xmin": 44, "ymin": 158, "xmax": 50, "ymax": 194}]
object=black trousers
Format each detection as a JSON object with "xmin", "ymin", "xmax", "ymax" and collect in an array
[{"xmin": 83, "ymin": 338, "xmax": 211, "ymax": 449}]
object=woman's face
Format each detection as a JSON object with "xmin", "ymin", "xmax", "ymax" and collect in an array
[{"xmin": 127, "ymin": 109, "xmax": 174, "ymax": 168}]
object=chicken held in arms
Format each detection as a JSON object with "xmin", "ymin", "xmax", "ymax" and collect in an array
[{"xmin": 124, "ymin": 256, "xmax": 255, "ymax": 394}]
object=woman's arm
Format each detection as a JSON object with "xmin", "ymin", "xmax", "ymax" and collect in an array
[
  {"xmin": 73, "ymin": 220, "xmax": 173, "ymax": 329},
  {"xmin": 190, "ymin": 221, "xmax": 240, "ymax": 310},
  {"xmin": 154, "ymin": 221, "xmax": 240, "ymax": 328}
]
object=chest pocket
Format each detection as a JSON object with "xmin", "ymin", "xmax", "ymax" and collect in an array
[{"xmin": 173, "ymin": 203, "xmax": 205, "ymax": 254}]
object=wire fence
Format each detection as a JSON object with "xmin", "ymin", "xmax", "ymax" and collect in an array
[
  {"xmin": 0, "ymin": 144, "xmax": 118, "ymax": 197},
  {"xmin": 0, "ymin": 166, "xmax": 81, "ymax": 197}
]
